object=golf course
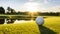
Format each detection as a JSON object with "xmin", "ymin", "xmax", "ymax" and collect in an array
[
  {"xmin": 0, "ymin": 0, "xmax": 60, "ymax": 34},
  {"xmin": 0, "ymin": 16, "xmax": 60, "ymax": 34}
]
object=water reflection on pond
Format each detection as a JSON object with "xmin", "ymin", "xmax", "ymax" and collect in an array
[
  {"xmin": 14, "ymin": 20, "xmax": 34, "ymax": 24},
  {"xmin": 0, "ymin": 19, "xmax": 34, "ymax": 24},
  {"xmin": 0, "ymin": 19, "xmax": 5, "ymax": 24}
]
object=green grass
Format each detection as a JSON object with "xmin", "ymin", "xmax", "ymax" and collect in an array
[
  {"xmin": 0, "ymin": 22, "xmax": 40, "ymax": 34},
  {"xmin": 0, "ymin": 16, "xmax": 60, "ymax": 34},
  {"xmin": 40, "ymin": 16, "xmax": 60, "ymax": 34}
]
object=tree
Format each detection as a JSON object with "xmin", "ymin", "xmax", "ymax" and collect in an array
[
  {"xmin": 10, "ymin": 8, "xmax": 16, "ymax": 14},
  {"xmin": 7, "ymin": 7, "xmax": 16, "ymax": 14},
  {"xmin": 7, "ymin": 7, "xmax": 11, "ymax": 13},
  {"xmin": 0, "ymin": 7, "xmax": 5, "ymax": 14}
]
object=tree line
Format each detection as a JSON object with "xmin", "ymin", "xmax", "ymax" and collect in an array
[{"xmin": 0, "ymin": 6, "xmax": 60, "ymax": 16}]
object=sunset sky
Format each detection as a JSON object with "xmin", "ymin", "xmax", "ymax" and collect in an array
[{"xmin": 0, "ymin": 0, "xmax": 60, "ymax": 12}]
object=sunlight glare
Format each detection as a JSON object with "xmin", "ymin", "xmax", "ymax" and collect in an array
[{"xmin": 24, "ymin": 2, "xmax": 39, "ymax": 12}]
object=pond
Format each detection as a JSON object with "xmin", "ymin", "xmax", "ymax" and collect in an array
[
  {"xmin": 0, "ymin": 18, "xmax": 34, "ymax": 24},
  {"xmin": 0, "ymin": 16, "xmax": 46, "ymax": 24}
]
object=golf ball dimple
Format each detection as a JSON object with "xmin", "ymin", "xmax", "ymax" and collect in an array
[{"xmin": 36, "ymin": 16, "xmax": 44, "ymax": 25}]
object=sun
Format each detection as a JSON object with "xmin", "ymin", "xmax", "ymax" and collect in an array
[{"xmin": 24, "ymin": 2, "xmax": 39, "ymax": 12}]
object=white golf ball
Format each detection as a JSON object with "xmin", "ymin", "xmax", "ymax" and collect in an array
[{"xmin": 36, "ymin": 16, "xmax": 44, "ymax": 25}]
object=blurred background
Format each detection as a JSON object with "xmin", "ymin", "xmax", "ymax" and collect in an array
[{"xmin": 0, "ymin": 0, "xmax": 60, "ymax": 24}]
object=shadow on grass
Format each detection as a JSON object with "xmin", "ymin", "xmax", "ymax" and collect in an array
[{"xmin": 38, "ymin": 25, "xmax": 57, "ymax": 34}]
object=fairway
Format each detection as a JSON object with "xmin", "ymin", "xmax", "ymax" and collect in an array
[
  {"xmin": 0, "ymin": 22, "xmax": 40, "ymax": 34},
  {"xmin": 0, "ymin": 16, "xmax": 60, "ymax": 34},
  {"xmin": 40, "ymin": 16, "xmax": 60, "ymax": 34}
]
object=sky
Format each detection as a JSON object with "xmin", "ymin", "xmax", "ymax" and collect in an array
[{"xmin": 0, "ymin": 0, "xmax": 60, "ymax": 12}]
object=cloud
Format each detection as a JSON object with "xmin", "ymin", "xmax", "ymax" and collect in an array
[
  {"xmin": 28, "ymin": 0, "xmax": 34, "ymax": 1},
  {"xmin": 49, "ymin": 6, "xmax": 60, "ymax": 12},
  {"xmin": 44, "ymin": 0, "xmax": 48, "ymax": 4},
  {"xmin": 23, "ymin": 2, "xmax": 40, "ymax": 12},
  {"xmin": 44, "ymin": 0, "xmax": 51, "ymax": 4},
  {"xmin": 39, "ymin": 6, "xmax": 60, "ymax": 12}
]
